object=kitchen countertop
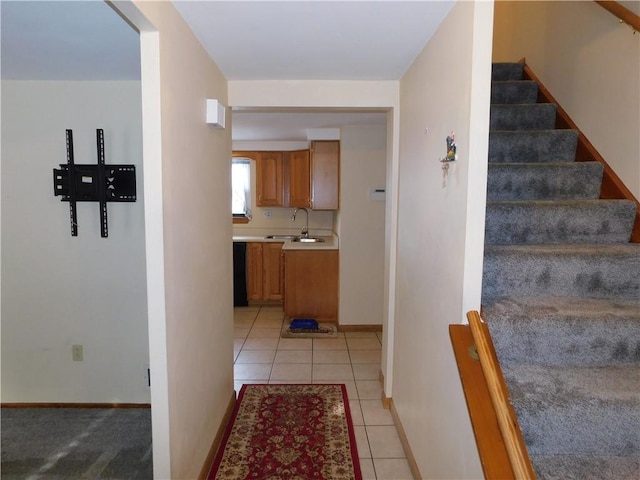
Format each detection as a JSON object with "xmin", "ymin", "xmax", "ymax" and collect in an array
[{"xmin": 233, "ymin": 230, "xmax": 339, "ymax": 250}]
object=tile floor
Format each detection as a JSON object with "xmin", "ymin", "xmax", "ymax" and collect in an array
[{"xmin": 234, "ymin": 305, "xmax": 414, "ymax": 480}]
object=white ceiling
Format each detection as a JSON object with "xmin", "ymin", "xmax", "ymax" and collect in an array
[
  {"xmin": 1, "ymin": 0, "xmax": 454, "ymax": 140},
  {"xmin": 172, "ymin": 1, "xmax": 454, "ymax": 81}
]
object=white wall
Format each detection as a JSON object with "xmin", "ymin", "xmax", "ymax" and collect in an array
[
  {"xmin": 338, "ymin": 125, "xmax": 386, "ymax": 326},
  {"xmin": 1, "ymin": 81, "xmax": 149, "ymax": 403},
  {"xmin": 493, "ymin": 1, "xmax": 640, "ymax": 199},
  {"xmin": 393, "ymin": 1, "xmax": 493, "ymax": 477}
]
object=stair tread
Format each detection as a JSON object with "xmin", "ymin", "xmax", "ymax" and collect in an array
[
  {"xmin": 485, "ymin": 199, "xmax": 636, "ymax": 244},
  {"xmin": 484, "ymin": 297, "xmax": 640, "ymax": 366},
  {"xmin": 503, "ymin": 363, "xmax": 640, "ymax": 455},
  {"xmin": 489, "ymin": 129, "xmax": 579, "ymax": 163},
  {"xmin": 485, "ymin": 242, "xmax": 640, "ymax": 254},
  {"xmin": 490, "ymin": 104, "xmax": 557, "ymax": 131},
  {"xmin": 484, "ymin": 296, "xmax": 639, "ymax": 318},
  {"xmin": 531, "ymin": 454, "xmax": 640, "ymax": 480}
]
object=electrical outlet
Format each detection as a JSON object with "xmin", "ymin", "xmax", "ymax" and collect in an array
[
  {"xmin": 72, "ymin": 344, "xmax": 83, "ymax": 361},
  {"xmin": 263, "ymin": 210, "xmax": 272, "ymax": 219}
]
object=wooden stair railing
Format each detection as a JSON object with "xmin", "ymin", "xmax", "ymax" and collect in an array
[
  {"xmin": 450, "ymin": 313, "xmax": 536, "ymax": 480},
  {"xmin": 595, "ymin": 1, "xmax": 640, "ymax": 33}
]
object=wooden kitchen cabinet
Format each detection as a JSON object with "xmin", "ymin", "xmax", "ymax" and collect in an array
[
  {"xmin": 284, "ymin": 249, "xmax": 339, "ymax": 323},
  {"xmin": 256, "ymin": 151, "xmax": 283, "ymax": 206},
  {"xmin": 247, "ymin": 242, "xmax": 284, "ymax": 303},
  {"xmin": 288, "ymin": 149, "xmax": 311, "ymax": 207},
  {"xmin": 310, "ymin": 140, "xmax": 340, "ymax": 210},
  {"xmin": 263, "ymin": 242, "xmax": 285, "ymax": 301}
]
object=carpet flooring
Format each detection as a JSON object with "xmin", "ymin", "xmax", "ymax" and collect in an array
[
  {"xmin": 1, "ymin": 407, "xmax": 153, "ymax": 480},
  {"xmin": 483, "ymin": 62, "xmax": 640, "ymax": 479},
  {"xmin": 208, "ymin": 384, "xmax": 362, "ymax": 480}
]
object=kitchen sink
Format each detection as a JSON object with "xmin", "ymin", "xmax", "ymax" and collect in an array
[
  {"xmin": 264, "ymin": 234, "xmax": 299, "ymax": 239},
  {"xmin": 291, "ymin": 237, "xmax": 325, "ymax": 243}
]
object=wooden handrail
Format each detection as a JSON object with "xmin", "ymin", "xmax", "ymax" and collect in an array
[
  {"xmin": 595, "ymin": 1, "xmax": 640, "ymax": 32},
  {"xmin": 467, "ymin": 311, "xmax": 536, "ymax": 480}
]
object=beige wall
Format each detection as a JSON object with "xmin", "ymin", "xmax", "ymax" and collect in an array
[
  {"xmin": 493, "ymin": 1, "xmax": 640, "ymax": 199},
  {"xmin": 1, "ymin": 81, "xmax": 148, "ymax": 403},
  {"xmin": 119, "ymin": 2, "xmax": 234, "ymax": 478},
  {"xmin": 394, "ymin": 1, "xmax": 493, "ymax": 477},
  {"xmin": 338, "ymin": 125, "xmax": 386, "ymax": 326}
]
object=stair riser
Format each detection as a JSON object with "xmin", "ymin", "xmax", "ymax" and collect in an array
[
  {"xmin": 492, "ymin": 63, "xmax": 524, "ymax": 81},
  {"xmin": 489, "ymin": 130, "xmax": 579, "ymax": 163},
  {"xmin": 491, "ymin": 81, "xmax": 538, "ymax": 104},
  {"xmin": 487, "ymin": 163, "xmax": 603, "ymax": 201},
  {"xmin": 485, "ymin": 200, "xmax": 636, "ymax": 244},
  {"xmin": 490, "ymin": 104, "xmax": 557, "ymax": 131},
  {"xmin": 489, "ymin": 317, "xmax": 640, "ymax": 366},
  {"xmin": 482, "ymin": 246, "xmax": 640, "ymax": 300}
]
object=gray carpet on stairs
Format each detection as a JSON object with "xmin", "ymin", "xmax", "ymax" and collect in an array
[{"xmin": 483, "ymin": 63, "xmax": 640, "ymax": 479}]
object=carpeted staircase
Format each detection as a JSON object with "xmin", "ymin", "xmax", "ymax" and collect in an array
[{"xmin": 482, "ymin": 63, "xmax": 640, "ymax": 480}]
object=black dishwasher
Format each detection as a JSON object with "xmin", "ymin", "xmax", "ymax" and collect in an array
[{"xmin": 233, "ymin": 242, "xmax": 249, "ymax": 307}]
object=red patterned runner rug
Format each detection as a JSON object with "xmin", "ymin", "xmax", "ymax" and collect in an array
[{"xmin": 208, "ymin": 384, "xmax": 362, "ymax": 480}]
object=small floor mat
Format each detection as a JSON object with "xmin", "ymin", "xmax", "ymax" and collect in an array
[{"xmin": 281, "ymin": 323, "xmax": 338, "ymax": 338}]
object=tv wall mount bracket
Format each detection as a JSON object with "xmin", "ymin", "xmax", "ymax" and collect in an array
[{"xmin": 53, "ymin": 129, "xmax": 136, "ymax": 237}]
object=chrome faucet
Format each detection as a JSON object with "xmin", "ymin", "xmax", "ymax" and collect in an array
[{"xmin": 291, "ymin": 207, "xmax": 310, "ymax": 238}]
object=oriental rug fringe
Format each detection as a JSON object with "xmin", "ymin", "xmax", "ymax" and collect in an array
[{"xmin": 208, "ymin": 384, "xmax": 362, "ymax": 480}]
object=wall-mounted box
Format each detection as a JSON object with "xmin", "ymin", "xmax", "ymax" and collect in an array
[{"xmin": 206, "ymin": 99, "xmax": 226, "ymax": 128}]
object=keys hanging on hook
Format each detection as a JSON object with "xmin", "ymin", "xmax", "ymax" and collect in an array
[{"xmin": 442, "ymin": 162, "xmax": 450, "ymax": 188}]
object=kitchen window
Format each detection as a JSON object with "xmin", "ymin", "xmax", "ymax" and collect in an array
[{"xmin": 232, "ymin": 158, "xmax": 251, "ymax": 222}]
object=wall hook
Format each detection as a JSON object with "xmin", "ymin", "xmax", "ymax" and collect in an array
[{"xmin": 440, "ymin": 131, "xmax": 457, "ymax": 187}]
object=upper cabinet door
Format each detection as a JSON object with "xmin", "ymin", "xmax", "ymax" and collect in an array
[
  {"xmin": 256, "ymin": 151, "xmax": 283, "ymax": 206},
  {"xmin": 289, "ymin": 149, "xmax": 311, "ymax": 208},
  {"xmin": 310, "ymin": 141, "xmax": 340, "ymax": 210}
]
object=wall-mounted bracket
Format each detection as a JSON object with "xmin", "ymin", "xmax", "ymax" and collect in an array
[{"xmin": 53, "ymin": 129, "xmax": 136, "ymax": 237}]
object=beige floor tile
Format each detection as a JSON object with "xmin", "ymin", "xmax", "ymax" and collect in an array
[
  {"xmin": 274, "ymin": 350, "xmax": 312, "ymax": 364},
  {"xmin": 234, "ymin": 363, "xmax": 271, "ymax": 381},
  {"xmin": 353, "ymin": 426, "xmax": 371, "ymax": 459},
  {"xmin": 277, "ymin": 338, "xmax": 312, "ymax": 350},
  {"xmin": 253, "ymin": 316, "xmax": 285, "ymax": 328},
  {"xmin": 313, "ymin": 338, "xmax": 348, "ymax": 350},
  {"xmin": 234, "ymin": 327, "xmax": 250, "ymax": 339},
  {"xmin": 360, "ymin": 400, "xmax": 394, "ymax": 426},
  {"xmin": 235, "ymin": 306, "xmax": 260, "ymax": 312},
  {"xmin": 233, "ymin": 349, "xmax": 240, "ymax": 362},
  {"xmin": 349, "ymin": 350, "xmax": 382, "ymax": 364},
  {"xmin": 367, "ymin": 426, "xmax": 405, "ymax": 458},
  {"xmin": 344, "ymin": 331, "xmax": 380, "ymax": 339},
  {"xmin": 356, "ymin": 380, "xmax": 382, "ymax": 400},
  {"xmin": 347, "ymin": 338, "xmax": 382, "ymax": 350},
  {"xmin": 234, "ymin": 380, "xmax": 263, "ymax": 393},
  {"xmin": 269, "ymin": 363, "xmax": 312, "ymax": 382},
  {"xmin": 235, "ymin": 349, "xmax": 276, "ymax": 364},
  {"xmin": 314, "ymin": 380, "xmax": 358, "ymax": 400},
  {"xmin": 343, "ymin": 380, "xmax": 359, "ymax": 400},
  {"xmin": 349, "ymin": 400, "xmax": 364, "ymax": 426},
  {"xmin": 372, "ymin": 458, "xmax": 413, "ymax": 479},
  {"xmin": 312, "ymin": 363, "xmax": 354, "ymax": 381},
  {"xmin": 247, "ymin": 327, "xmax": 281, "ymax": 339},
  {"xmin": 313, "ymin": 350, "xmax": 351, "ymax": 364},
  {"xmin": 358, "ymin": 458, "xmax": 376, "ymax": 480},
  {"xmin": 233, "ymin": 339, "xmax": 246, "ymax": 350},
  {"xmin": 242, "ymin": 338, "xmax": 279, "ymax": 350},
  {"xmin": 353, "ymin": 364, "xmax": 381, "ymax": 380}
]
